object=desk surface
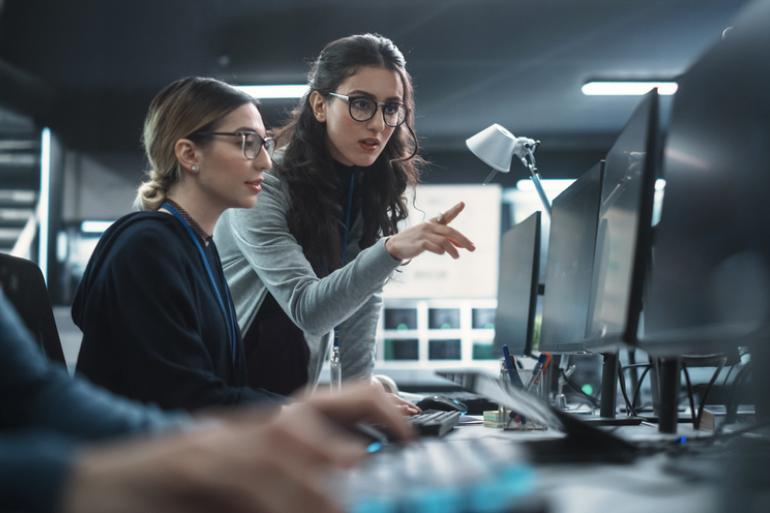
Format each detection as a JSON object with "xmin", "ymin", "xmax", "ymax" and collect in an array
[{"xmin": 441, "ymin": 423, "xmax": 719, "ymax": 513}]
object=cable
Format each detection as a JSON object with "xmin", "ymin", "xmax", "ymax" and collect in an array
[
  {"xmin": 695, "ymin": 357, "xmax": 726, "ymax": 430},
  {"xmin": 681, "ymin": 364, "xmax": 697, "ymax": 430},
  {"xmin": 722, "ymin": 362, "xmax": 737, "ymax": 387},
  {"xmin": 618, "ymin": 364, "xmax": 652, "ymax": 416},
  {"xmin": 616, "ymin": 363, "xmax": 628, "ymax": 411},
  {"xmin": 561, "ymin": 369, "xmax": 600, "ymax": 408},
  {"xmin": 627, "ymin": 349, "xmax": 639, "ymax": 403},
  {"xmin": 617, "ymin": 363, "xmax": 634, "ymax": 416},
  {"xmin": 630, "ymin": 365, "xmax": 652, "ymax": 414}
]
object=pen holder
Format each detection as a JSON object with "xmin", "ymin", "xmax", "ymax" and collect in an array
[{"xmin": 520, "ymin": 370, "xmax": 545, "ymax": 399}]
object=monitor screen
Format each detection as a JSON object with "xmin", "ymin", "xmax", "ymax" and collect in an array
[
  {"xmin": 640, "ymin": 1, "xmax": 770, "ymax": 355},
  {"xmin": 493, "ymin": 211, "xmax": 541, "ymax": 356},
  {"xmin": 538, "ymin": 162, "xmax": 604, "ymax": 353},
  {"xmin": 584, "ymin": 90, "xmax": 659, "ymax": 350}
]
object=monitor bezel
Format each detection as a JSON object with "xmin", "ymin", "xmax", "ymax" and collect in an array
[
  {"xmin": 582, "ymin": 89, "xmax": 660, "ymax": 352},
  {"xmin": 537, "ymin": 160, "xmax": 605, "ymax": 354},
  {"xmin": 493, "ymin": 211, "xmax": 541, "ymax": 356}
]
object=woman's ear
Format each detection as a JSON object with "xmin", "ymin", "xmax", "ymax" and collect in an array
[
  {"xmin": 309, "ymin": 91, "xmax": 327, "ymax": 123},
  {"xmin": 174, "ymin": 139, "xmax": 200, "ymax": 174}
]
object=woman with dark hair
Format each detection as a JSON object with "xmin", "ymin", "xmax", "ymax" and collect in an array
[
  {"xmin": 74, "ymin": 76, "xmax": 284, "ymax": 410},
  {"xmin": 214, "ymin": 34, "xmax": 474, "ymax": 397}
]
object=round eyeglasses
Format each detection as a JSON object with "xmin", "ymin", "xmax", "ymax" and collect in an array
[
  {"xmin": 328, "ymin": 92, "xmax": 407, "ymax": 127},
  {"xmin": 193, "ymin": 131, "xmax": 275, "ymax": 160}
]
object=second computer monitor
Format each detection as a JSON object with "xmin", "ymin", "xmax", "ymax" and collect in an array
[
  {"xmin": 538, "ymin": 161, "xmax": 604, "ymax": 353},
  {"xmin": 584, "ymin": 89, "xmax": 659, "ymax": 350},
  {"xmin": 493, "ymin": 211, "xmax": 541, "ymax": 356},
  {"xmin": 640, "ymin": 0, "xmax": 770, "ymax": 355}
]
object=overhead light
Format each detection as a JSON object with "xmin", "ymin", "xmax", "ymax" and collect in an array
[
  {"xmin": 581, "ymin": 81, "xmax": 678, "ymax": 96},
  {"xmin": 515, "ymin": 178, "xmax": 575, "ymax": 195},
  {"xmin": 235, "ymin": 84, "xmax": 309, "ymax": 99},
  {"xmin": 81, "ymin": 220, "xmax": 114, "ymax": 234}
]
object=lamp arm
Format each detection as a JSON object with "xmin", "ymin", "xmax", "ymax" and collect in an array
[{"xmin": 521, "ymin": 148, "xmax": 552, "ymax": 216}]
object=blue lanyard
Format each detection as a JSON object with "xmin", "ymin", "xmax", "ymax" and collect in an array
[
  {"xmin": 334, "ymin": 171, "xmax": 358, "ymax": 352},
  {"xmin": 340, "ymin": 171, "xmax": 356, "ymax": 265},
  {"xmin": 161, "ymin": 201, "xmax": 238, "ymax": 366}
]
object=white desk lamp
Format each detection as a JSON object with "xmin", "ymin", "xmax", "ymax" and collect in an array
[{"xmin": 466, "ymin": 123, "xmax": 552, "ymax": 216}]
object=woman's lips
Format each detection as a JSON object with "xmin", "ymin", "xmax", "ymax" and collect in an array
[
  {"xmin": 245, "ymin": 179, "xmax": 263, "ymax": 193},
  {"xmin": 359, "ymin": 138, "xmax": 381, "ymax": 153}
]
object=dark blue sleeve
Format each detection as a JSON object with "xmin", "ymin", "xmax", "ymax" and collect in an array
[
  {"xmin": 0, "ymin": 291, "xmax": 190, "ymax": 440},
  {"xmin": 76, "ymin": 223, "xmax": 285, "ymax": 411},
  {"xmin": 0, "ymin": 432, "xmax": 77, "ymax": 513}
]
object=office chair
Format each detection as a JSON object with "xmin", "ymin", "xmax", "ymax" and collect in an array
[{"xmin": 0, "ymin": 253, "xmax": 66, "ymax": 365}]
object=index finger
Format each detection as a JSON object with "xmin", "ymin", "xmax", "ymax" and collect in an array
[
  {"xmin": 435, "ymin": 224, "xmax": 476, "ymax": 251},
  {"xmin": 435, "ymin": 202, "xmax": 465, "ymax": 225}
]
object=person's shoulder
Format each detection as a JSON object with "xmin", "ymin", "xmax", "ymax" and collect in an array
[
  {"xmin": 254, "ymin": 170, "xmax": 289, "ymax": 208},
  {"xmin": 107, "ymin": 212, "xmax": 189, "ymax": 264},
  {"xmin": 112, "ymin": 212, "xmax": 182, "ymax": 244},
  {"xmin": 262, "ymin": 169, "xmax": 286, "ymax": 191}
]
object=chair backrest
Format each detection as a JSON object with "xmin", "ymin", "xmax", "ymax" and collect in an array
[{"xmin": 0, "ymin": 253, "xmax": 66, "ymax": 365}]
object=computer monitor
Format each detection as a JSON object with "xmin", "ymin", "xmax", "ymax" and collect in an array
[
  {"xmin": 636, "ymin": 1, "xmax": 770, "ymax": 433},
  {"xmin": 538, "ymin": 162, "xmax": 604, "ymax": 353},
  {"xmin": 584, "ymin": 89, "xmax": 659, "ymax": 351},
  {"xmin": 493, "ymin": 211, "xmax": 541, "ymax": 356},
  {"xmin": 639, "ymin": 2, "xmax": 770, "ymax": 357}
]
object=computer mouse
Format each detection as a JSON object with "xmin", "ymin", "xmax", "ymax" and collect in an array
[{"xmin": 415, "ymin": 395, "xmax": 467, "ymax": 413}]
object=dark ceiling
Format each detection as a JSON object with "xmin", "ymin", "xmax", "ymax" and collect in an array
[{"xmin": 0, "ymin": 0, "xmax": 751, "ymax": 169}]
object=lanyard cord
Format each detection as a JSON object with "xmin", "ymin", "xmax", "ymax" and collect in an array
[
  {"xmin": 161, "ymin": 201, "xmax": 238, "ymax": 366},
  {"xmin": 334, "ymin": 171, "xmax": 358, "ymax": 351},
  {"xmin": 340, "ymin": 170, "xmax": 356, "ymax": 266}
]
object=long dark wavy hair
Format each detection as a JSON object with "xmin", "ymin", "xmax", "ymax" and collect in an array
[{"xmin": 275, "ymin": 33, "xmax": 422, "ymax": 276}]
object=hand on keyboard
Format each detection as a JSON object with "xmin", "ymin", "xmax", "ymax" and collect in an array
[
  {"xmin": 292, "ymin": 381, "xmax": 418, "ymax": 444},
  {"xmin": 390, "ymin": 393, "xmax": 423, "ymax": 416}
]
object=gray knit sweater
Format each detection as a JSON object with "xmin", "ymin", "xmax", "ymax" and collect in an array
[{"xmin": 213, "ymin": 171, "xmax": 402, "ymax": 387}]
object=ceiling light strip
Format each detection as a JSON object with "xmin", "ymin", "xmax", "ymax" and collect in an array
[
  {"xmin": 235, "ymin": 85, "xmax": 309, "ymax": 99},
  {"xmin": 582, "ymin": 81, "xmax": 678, "ymax": 96}
]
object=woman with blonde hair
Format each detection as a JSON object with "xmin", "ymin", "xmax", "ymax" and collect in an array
[{"xmin": 74, "ymin": 76, "xmax": 283, "ymax": 410}]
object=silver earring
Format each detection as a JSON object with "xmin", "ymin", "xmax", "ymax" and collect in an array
[{"xmin": 191, "ymin": 164, "xmax": 199, "ymax": 173}]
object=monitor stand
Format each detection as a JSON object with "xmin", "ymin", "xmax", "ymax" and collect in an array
[
  {"xmin": 555, "ymin": 353, "xmax": 643, "ymax": 426},
  {"xmin": 573, "ymin": 352, "xmax": 643, "ymax": 426},
  {"xmin": 656, "ymin": 357, "xmax": 681, "ymax": 434}
]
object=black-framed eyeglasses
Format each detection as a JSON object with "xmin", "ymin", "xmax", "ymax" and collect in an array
[
  {"xmin": 193, "ymin": 131, "xmax": 275, "ymax": 160},
  {"xmin": 328, "ymin": 92, "xmax": 407, "ymax": 127}
]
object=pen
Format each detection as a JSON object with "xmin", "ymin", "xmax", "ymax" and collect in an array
[
  {"xmin": 532, "ymin": 352, "xmax": 554, "ymax": 387},
  {"xmin": 502, "ymin": 345, "xmax": 524, "ymax": 388},
  {"xmin": 526, "ymin": 353, "xmax": 549, "ymax": 391},
  {"xmin": 541, "ymin": 353, "xmax": 554, "ymax": 375}
]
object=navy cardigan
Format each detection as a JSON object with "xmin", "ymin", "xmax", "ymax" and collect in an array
[{"xmin": 74, "ymin": 211, "xmax": 284, "ymax": 411}]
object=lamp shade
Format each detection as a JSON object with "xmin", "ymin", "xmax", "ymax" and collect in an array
[{"xmin": 465, "ymin": 124, "xmax": 516, "ymax": 172}]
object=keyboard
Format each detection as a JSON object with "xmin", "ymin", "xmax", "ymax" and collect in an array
[
  {"xmin": 332, "ymin": 437, "xmax": 539, "ymax": 513},
  {"xmin": 408, "ymin": 409, "xmax": 461, "ymax": 437}
]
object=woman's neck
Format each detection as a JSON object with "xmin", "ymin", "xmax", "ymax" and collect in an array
[
  {"xmin": 165, "ymin": 183, "xmax": 222, "ymax": 237},
  {"xmin": 332, "ymin": 158, "xmax": 356, "ymax": 171}
]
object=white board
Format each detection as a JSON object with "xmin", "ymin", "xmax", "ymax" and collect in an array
[{"xmin": 383, "ymin": 184, "xmax": 501, "ymax": 299}]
